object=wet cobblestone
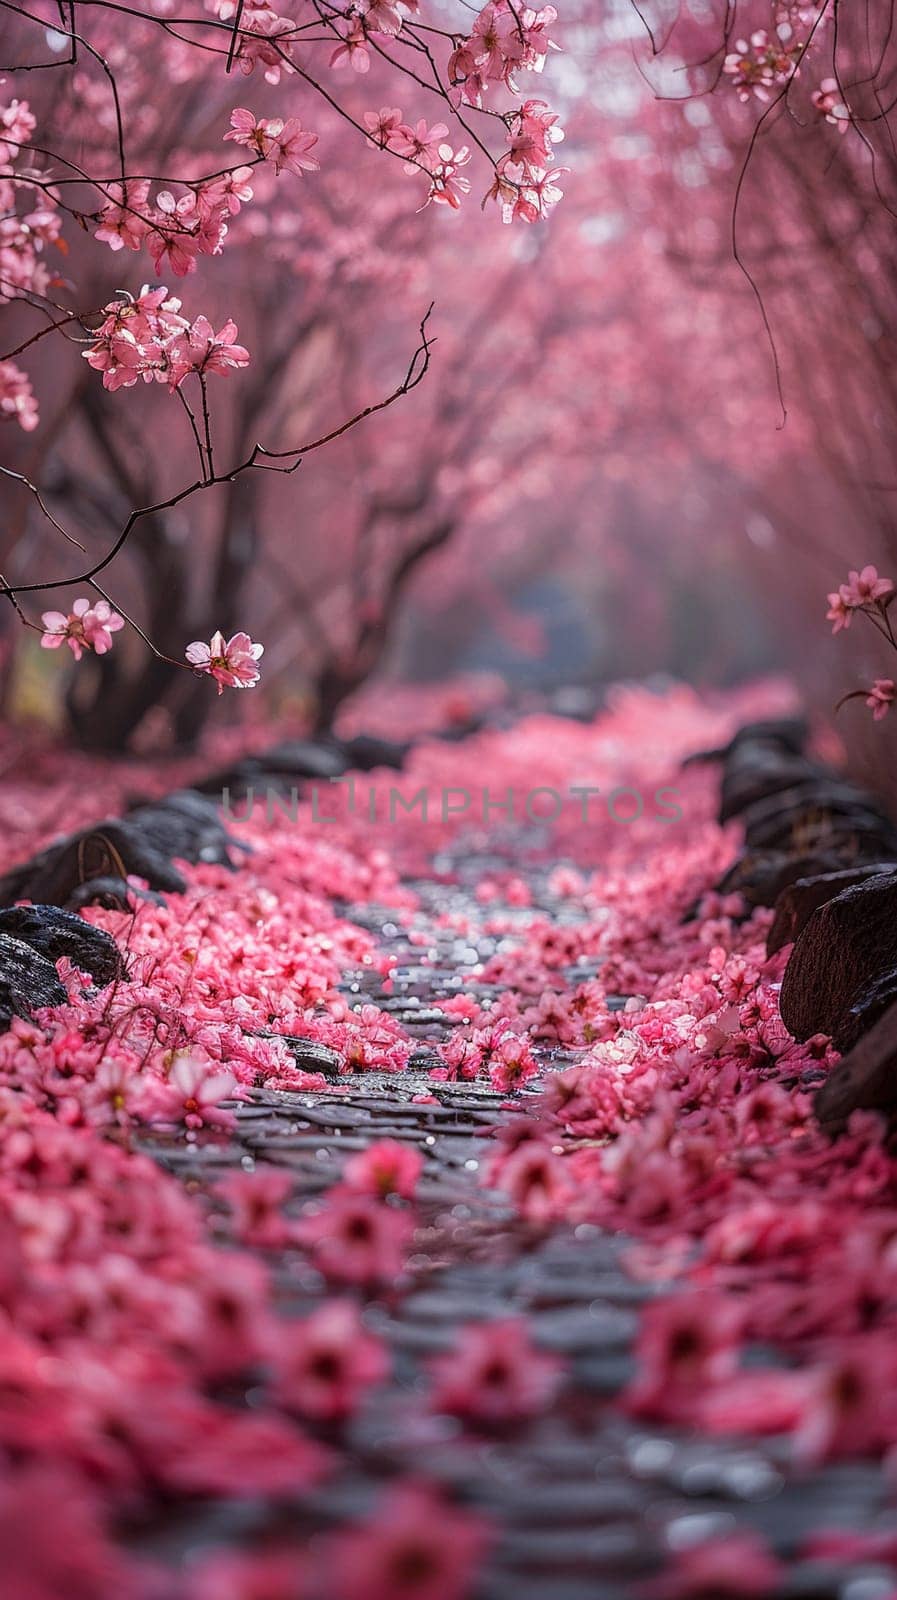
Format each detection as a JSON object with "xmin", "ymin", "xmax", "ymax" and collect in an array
[{"xmin": 137, "ymin": 845, "xmax": 897, "ymax": 1596}]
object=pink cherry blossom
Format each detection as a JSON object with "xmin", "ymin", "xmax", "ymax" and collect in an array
[
  {"xmin": 0, "ymin": 359, "xmax": 38, "ymax": 431},
  {"xmin": 323, "ymin": 1481, "xmax": 492, "ymax": 1600},
  {"xmin": 146, "ymin": 190, "xmax": 201, "ymax": 276},
  {"xmin": 344, "ymin": 1137, "xmax": 423, "ymax": 1199},
  {"xmin": 394, "ymin": 119, "xmax": 450, "ymax": 172},
  {"xmin": 840, "ymin": 564, "xmax": 894, "ymax": 606},
  {"xmin": 93, "ymin": 179, "xmax": 151, "ymax": 252},
  {"xmin": 185, "ymin": 630, "xmax": 264, "ymax": 693},
  {"xmin": 361, "ymin": 0, "xmax": 404, "ymax": 37},
  {"xmin": 40, "ymin": 598, "xmax": 125, "ymax": 661},
  {"xmin": 166, "ymin": 316, "xmax": 250, "ymax": 388},
  {"xmin": 330, "ymin": 17, "xmax": 371, "ymax": 72},
  {"xmin": 812, "ymin": 77, "xmax": 850, "ymax": 131},
  {"xmin": 826, "ymin": 589, "xmax": 852, "ymax": 632},
  {"xmin": 273, "ymin": 1299, "xmax": 389, "ymax": 1420},
  {"xmin": 167, "ymin": 1051, "xmax": 239, "ymax": 1130},
  {"xmin": 623, "ymin": 1292, "xmax": 743, "ymax": 1423},
  {"xmin": 424, "ymin": 144, "xmax": 472, "ymax": 210},
  {"xmin": 225, "ymin": 108, "xmax": 319, "ymax": 176},
  {"xmin": 723, "ymin": 31, "xmax": 798, "ymax": 102},
  {"xmin": 219, "ymin": 1167, "xmax": 293, "ymax": 1247},
  {"xmin": 363, "ymin": 106, "xmax": 405, "ymax": 147},
  {"xmin": 504, "ymin": 98, "xmax": 564, "ymax": 173},
  {"xmin": 866, "ymin": 677, "xmax": 895, "ymax": 720},
  {"xmin": 429, "ymin": 1318, "xmax": 563, "ymax": 1423},
  {"xmin": 230, "ymin": 6, "xmax": 296, "ymax": 84},
  {"xmin": 0, "ymin": 96, "xmax": 35, "ymax": 162},
  {"xmin": 297, "ymin": 1185, "xmax": 414, "ymax": 1284}
]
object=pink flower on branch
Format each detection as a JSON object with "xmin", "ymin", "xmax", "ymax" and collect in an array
[
  {"xmin": 166, "ymin": 315, "xmax": 250, "ymax": 388},
  {"xmin": 812, "ymin": 77, "xmax": 850, "ymax": 131},
  {"xmin": 93, "ymin": 179, "xmax": 151, "ymax": 253},
  {"xmin": 363, "ymin": 106, "xmax": 405, "ymax": 148},
  {"xmin": 0, "ymin": 359, "xmax": 38, "ymax": 431},
  {"xmin": 330, "ymin": 17, "xmax": 371, "ymax": 72},
  {"xmin": 0, "ymin": 96, "xmax": 35, "ymax": 163},
  {"xmin": 360, "ymin": 0, "xmax": 404, "ymax": 37},
  {"xmin": 504, "ymin": 98, "xmax": 565, "ymax": 173},
  {"xmin": 222, "ymin": 4, "xmax": 296, "ymax": 84},
  {"xmin": 866, "ymin": 678, "xmax": 895, "ymax": 720},
  {"xmin": 394, "ymin": 120, "xmax": 451, "ymax": 173},
  {"xmin": 423, "ymin": 144, "xmax": 472, "ymax": 211},
  {"xmin": 723, "ymin": 30, "xmax": 798, "ymax": 103},
  {"xmin": 826, "ymin": 566, "xmax": 893, "ymax": 632},
  {"xmin": 146, "ymin": 189, "xmax": 202, "ymax": 277},
  {"xmin": 185, "ymin": 630, "xmax": 264, "ymax": 694},
  {"xmin": 84, "ymin": 289, "xmax": 248, "ymax": 394},
  {"xmin": 841, "ymin": 564, "xmax": 894, "ymax": 606},
  {"xmin": 40, "ymin": 597, "xmax": 124, "ymax": 661},
  {"xmin": 825, "ymin": 589, "xmax": 852, "ymax": 633},
  {"xmin": 225, "ymin": 108, "xmax": 320, "ymax": 176}
]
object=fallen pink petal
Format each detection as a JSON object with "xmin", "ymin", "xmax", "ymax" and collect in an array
[{"xmin": 3, "ymin": 0, "xmax": 897, "ymax": 1593}]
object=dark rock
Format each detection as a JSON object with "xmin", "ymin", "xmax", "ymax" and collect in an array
[
  {"xmin": 66, "ymin": 877, "xmax": 163, "ymax": 912},
  {"xmin": 195, "ymin": 741, "xmax": 348, "ymax": 799},
  {"xmin": 739, "ymin": 782, "xmax": 897, "ymax": 853},
  {"xmin": 834, "ymin": 967, "xmax": 897, "ymax": 1054},
  {"xmin": 780, "ymin": 873, "xmax": 897, "ymax": 1041},
  {"xmin": 767, "ymin": 864, "xmax": 897, "ymax": 955},
  {"xmin": 331, "ymin": 733, "xmax": 410, "ymax": 771},
  {"xmin": 255, "ymin": 740, "xmax": 349, "ymax": 780},
  {"xmin": 716, "ymin": 849, "xmax": 863, "ymax": 908},
  {"xmin": 814, "ymin": 998, "xmax": 897, "ymax": 1131},
  {"xmin": 127, "ymin": 789, "xmax": 245, "ymax": 868},
  {"xmin": 683, "ymin": 716, "xmax": 809, "ymax": 767},
  {"xmin": 0, "ymin": 932, "xmax": 66, "ymax": 1028},
  {"xmin": 728, "ymin": 716, "xmax": 810, "ymax": 756},
  {"xmin": 279, "ymin": 1035, "xmax": 344, "ymax": 1076},
  {"xmin": 0, "ymin": 905, "xmax": 123, "ymax": 986},
  {"xmin": 429, "ymin": 716, "xmax": 487, "ymax": 744},
  {"xmin": 0, "ymin": 820, "xmax": 188, "ymax": 909},
  {"xmin": 719, "ymin": 750, "xmax": 827, "ymax": 824}
]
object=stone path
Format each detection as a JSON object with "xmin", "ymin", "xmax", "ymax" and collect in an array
[{"xmin": 141, "ymin": 844, "xmax": 895, "ymax": 1598}]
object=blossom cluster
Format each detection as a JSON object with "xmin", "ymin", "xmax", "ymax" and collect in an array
[
  {"xmin": 94, "ymin": 167, "xmax": 255, "ymax": 277},
  {"xmin": 40, "ymin": 597, "xmax": 124, "ymax": 660},
  {"xmin": 825, "ymin": 565, "xmax": 897, "ymax": 723},
  {"xmin": 1, "ymin": 97, "xmax": 62, "ymax": 433},
  {"xmin": 826, "ymin": 563, "xmax": 893, "ymax": 633},
  {"xmin": 447, "ymin": 1, "xmax": 558, "ymax": 106},
  {"xmin": 203, "ymin": 0, "xmax": 562, "ymax": 220},
  {"xmin": 721, "ymin": 3, "xmax": 851, "ymax": 134},
  {"xmin": 358, "ymin": 3, "xmax": 564, "ymax": 216},
  {"xmin": 0, "ymin": 356, "xmax": 38, "ymax": 432},
  {"xmin": 723, "ymin": 29, "xmax": 802, "ymax": 102},
  {"xmin": 83, "ymin": 285, "xmax": 249, "ymax": 392},
  {"xmin": 224, "ymin": 108, "xmax": 320, "ymax": 175}
]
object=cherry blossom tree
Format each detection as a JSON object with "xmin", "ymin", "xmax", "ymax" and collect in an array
[
  {"xmin": 623, "ymin": 0, "xmax": 897, "ymax": 767},
  {"xmin": 0, "ymin": 0, "xmax": 566, "ymax": 744}
]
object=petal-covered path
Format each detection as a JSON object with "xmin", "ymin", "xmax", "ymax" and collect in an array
[{"xmin": 3, "ymin": 685, "xmax": 897, "ymax": 1599}]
